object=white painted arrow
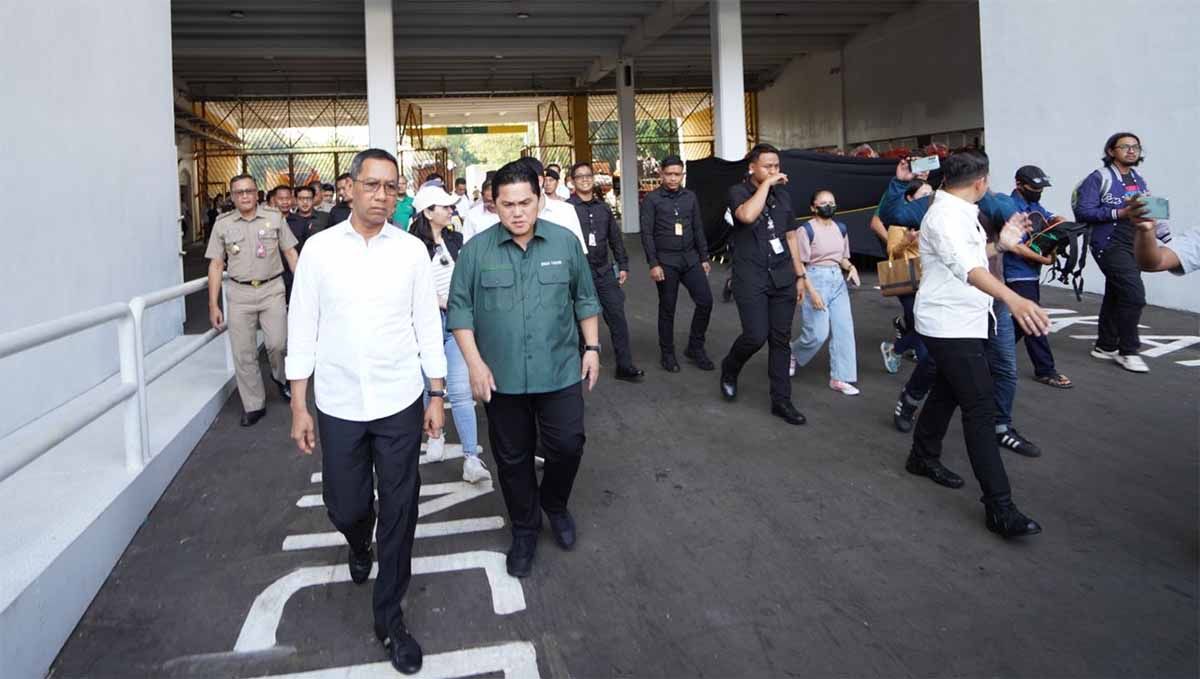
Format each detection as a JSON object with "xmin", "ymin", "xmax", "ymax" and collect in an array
[{"xmin": 249, "ymin": 641, "xmax": 540, "ymax": 678}]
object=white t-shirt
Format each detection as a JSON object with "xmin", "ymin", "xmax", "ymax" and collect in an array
[
  {"xmin": 468, "ymin": 199, "xmax": 588, "ymax": 254},
  {"xmin": 430, "ymin": 239, "xmax": 456, "ymax": 307},
  {"xmin": 1168, "ymin": 228, "xmax": 1200, "ymax": 275}
]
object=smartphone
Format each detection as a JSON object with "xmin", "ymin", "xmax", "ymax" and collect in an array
[
  {"xmin": 1139, "ymin": 195, "xmax": 1169, "ymax": 220},
  {"xmin": 910, "ymin": 155, "xmax": 941, "ymax": 173}
]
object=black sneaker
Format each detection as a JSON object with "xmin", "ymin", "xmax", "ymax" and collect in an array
[
  {"xmin": 893, "ymin": 393, "xmax": 918, "ymax": 433},
  {"xmin": 986, "ymin": 503, "xmax": 1043, "ymax": 538},
  {"xmin": 997, "ymin": 427, "xmax": 1042, "ymax": 457},
  {"xmin": 892, "ymin": 315, "xmax": 907, "ymax": 340}
]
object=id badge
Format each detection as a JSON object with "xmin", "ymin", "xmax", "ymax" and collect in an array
[
  {"xmin": 588, "ymin": 232, "xmax": 597, "ymax": 247},
  {"xmin": 256, "ymin": 242, "xmax": 267, "ymax": 258},
  {"xmin": 769, "ymin": 238, "xmax": 784, "ymax": 255},
  {"xmin": 675, "ymin": 222, "xmax": 684, "ymax": 236}
]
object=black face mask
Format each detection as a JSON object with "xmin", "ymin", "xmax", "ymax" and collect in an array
[
  {"xmin": 815, "ymin": 204, "xmax": 837, "ymax": 219},
  {"xmin": 1018, "ymin": 188, "xmax": 1043, "ymax": 203}
]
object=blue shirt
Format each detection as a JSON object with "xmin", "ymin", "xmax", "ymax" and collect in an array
[{"xmin": 1003, "ymin": 191, "xmax": 1055, "ymax": 282}]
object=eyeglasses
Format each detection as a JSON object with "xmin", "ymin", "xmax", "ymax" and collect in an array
[
  {"xmin": 573, "ymin": 173, "xmax": 594, "ymax": 180},
  {"xmin": 1114, "ymin": 144, "xmax": 1142, "ymax": 152},
  {"xmin": 357, "ymin": 179, "xmax": 401, "ymax": 196},
  {"xmin": 232, "ymin": 188, "xmax": 257, "ymax": 196}
]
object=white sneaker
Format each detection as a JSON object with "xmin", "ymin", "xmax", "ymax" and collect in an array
[
  {"xmin": 534, "ymin": 455, "xmax": 545, "ymax": 469},
  {"xmin": 880, "ymin": 341, "xmax": 901, "ymax": 374},
  {"xmin": 1090, "ymin": 347, "xmax": 1119, "ymax": 361},
  {"xmin": 829, "ymin": 379, "xmax": 861, "ymax": 396},
  {"xmin": 789, "ymin": 354, "xmax": 797, "ymax": 377},
  {"xmin": 462, "ymin": 455, "xmax": 490, "ymax": 484},
  {"xmin": 424, "ymin": 435, "xmax": 446, "ymax": 462},
  {"xmin": 1115, "ymin": 354, "xmax": 1150, "ymax": 373}
]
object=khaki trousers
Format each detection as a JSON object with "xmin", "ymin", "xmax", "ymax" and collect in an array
[{"xmin": 225, "ymin": 277, "xmax": 287, "ymax": 412}]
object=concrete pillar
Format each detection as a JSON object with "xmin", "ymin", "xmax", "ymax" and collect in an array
[
  {"xmin": 569, "ymin": 94, "xmax": 592, "ymax": 164},
  {"xmin": 710, "ymin": 0, "xmax": 747, "ymax": 159},
  {"xmin": 616, "ymin": 59, "xmax": 639, "ymax": 234},
  {"xmin": 364, "ymin": 0, "xmax": 397, "ymax": 153}
]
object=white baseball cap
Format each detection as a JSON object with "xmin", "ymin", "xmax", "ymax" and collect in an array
[{"xmin": 412, "ymin": 185, "xmax": 458, "ymax": 213}]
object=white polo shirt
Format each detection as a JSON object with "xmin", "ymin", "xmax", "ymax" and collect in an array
[
  {"xmin": 285, "ymin": 220, "xmax": 447, "ymax": 421},
  {"xmin": 915, "ymin": 190, "xmax": 993, "ymax": 340}
]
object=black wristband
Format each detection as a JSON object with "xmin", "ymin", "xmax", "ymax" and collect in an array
[{"xmin": 584, "ymin": 345, "xmax": 601, "ymax": 354}]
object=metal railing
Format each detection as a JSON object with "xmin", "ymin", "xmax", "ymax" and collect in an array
[{"xmin": 0, "ymin": 275, "xmax": 232, "ymax": 483}]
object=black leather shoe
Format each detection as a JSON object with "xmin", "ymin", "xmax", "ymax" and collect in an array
[
  {"xmin": 545, "ymin": 509, "xmax": 577, "ymax": 550},
  {"xmin": 506, "ymin": 534, "xmax": 537, "ymax": 578},
  {"xmin": 348, "ymin": 545, "xmax": 373, "ymax": 585},
  {"xmin": 614, "ymin": 365, "xmax": 645, "ymax": 382},
  {"xmin": 770, "ymin": 401, "xmax": 807, "ymax": 425},
  {"xmin": 719, "ymin": 369, "xmax": 737, "ymax": 401},
  {"xmin": 388, "ymin": 624, "xmax": 423, "ymax": 675},
  {"xmin": 660, "ymin": 354, "xmax": 681, "ymax": 372},
  {"xmin": 905, "ymin": 455, "xmax": 965, "ymax": 489},
  {"xmin": 272, "ymin": 377, "xmax": 291, "ymax": 402},
  {"xmin": 683, "ymin": 347, "xmax": 715, "ymax": 371},
  {"xmin": 239, "ymin": 409, "xmax": 266, "ymax": 427},
  {"xmin": 986, "ymin": 504, "xmax": 1043, "ymax": 538}
]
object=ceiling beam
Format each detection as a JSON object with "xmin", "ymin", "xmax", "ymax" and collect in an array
[{"xmin": 576, "ymin": 0, "xmax": 705, "ymax": 87}]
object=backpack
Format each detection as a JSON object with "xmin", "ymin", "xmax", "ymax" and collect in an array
[
  {"xmin": 802, "ymin": 219, "xmax": 848, "ymax": 243},
  {"xmin": 1028, "ymin": 213, "xmax": 1091, "ymax": 301},
  {"xmin": 1070, "ymin": 167, "xmax": 1114, "ymax": 217}
]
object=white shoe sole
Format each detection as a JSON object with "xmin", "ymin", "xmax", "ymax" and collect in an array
[
  {"xmin": 1115, "ymin": 357, "xmax": 1150, "ymax": 373},
  {"xmin": 1090, "ymin": 349, "xmax": 1118, "ymax": 361}
]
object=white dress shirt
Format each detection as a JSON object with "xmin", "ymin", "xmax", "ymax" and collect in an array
[
  {"xmin": 286, "ymin": 220, "xmax": 447, "ymax": 421},
  {"xmin": 464, "ymin": 199, "xmax": 589, "ymax": 253},
  {"xmin": 915, "ymin": 190, "xmax": 993, "ymax": 340}
]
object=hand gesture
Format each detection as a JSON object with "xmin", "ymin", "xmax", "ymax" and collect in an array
[
  {"xmin": 423, "ymin": 399, "xmax": 445, "ymax": 439},
  {"xmin": 581, "ymin": 350, "xmax": 600, "ymax": 391},
  {"xmin": 766, "ymin": 172, "xmax": 789, "ymax": 187},
  {"xmin": 896, "ymin": 158, "xmax": 915, "ymax": 182},
  {"xmin": 468, "ymin": 360, "xmax": 498, "ymax": 403},
  {"xmin": 999, "ymin": 212, "xmax": 1031, "ymax": 252},
  {"xmin": 291, "ymin": 408, "xmax": 316, "ymax": 455},
  {"xmin": 1010, "ymin": 296, "xmax": 1051, "ymax": 337},
  {"xmin": 1118, "ymin": 194, "xmax": 1150, "ymax": 222}
]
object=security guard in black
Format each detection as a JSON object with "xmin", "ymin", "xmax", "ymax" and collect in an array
[
  {"xmin": 720, "ymin": 144, "xmax": 809, "ymax": 426},
  {"xmin": 567, "ymin": 162, "xmax": 643, "ymax": 380},
  {"xmin": 639, "ymin": 155, "xmax": 713, "ymax": 372}
]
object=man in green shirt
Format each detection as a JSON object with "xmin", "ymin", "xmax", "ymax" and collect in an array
[
  {"xmin": 391, "ymin": 175, "xmax": 414, "ymax": 230},
  {"xmin": 448, "ymin": 160, "xmax": 601, "ymax": 578}
]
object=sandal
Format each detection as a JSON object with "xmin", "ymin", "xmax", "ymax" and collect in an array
[{"xmin": 1035, "ymin": 374, "xmax": 1073, "ymax": 389}]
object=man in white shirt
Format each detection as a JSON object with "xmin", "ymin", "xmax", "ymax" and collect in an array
[
  {"xmin": 286, "ymin": 148, "xmax": 446, "ymax": 675},
  {"xmin": 546, "ymin": 163, "xmax": 572, "ymax": 200},
  {"xmin": 907, "ymin": 149, "xmax": 1051, "ymax": 540},
  {"xmin": 452, "ymin": 177, "xmax": 473, "ymax": 215},
  {"xmin": 465, "ymin": 159, "xmax": 589, "ymax": 254},
  {"xmin": 462, "ymin": 178, "xmax": 496, "ymax": 242}
]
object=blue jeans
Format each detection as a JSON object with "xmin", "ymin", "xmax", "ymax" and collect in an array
[
  {"xmin": 790, "ymin": 265, "xmax": 857, "ymax": 383},
  {"xmin": 424, "ymin": 312, "xmax": 478, "ymax": 457},
  {"xmin": 985, "ymin": 300, "xmax": 1017, "ymax": 429}
]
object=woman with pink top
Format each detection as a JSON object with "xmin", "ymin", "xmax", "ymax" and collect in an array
[{"xmin": 789, "ymin": 189, "xmax": 862, "ymax": 394}]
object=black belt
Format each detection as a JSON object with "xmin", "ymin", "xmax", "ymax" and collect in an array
[{"xmin": 231, "ymin": 273, "xmax": 282, "ymax": 287}]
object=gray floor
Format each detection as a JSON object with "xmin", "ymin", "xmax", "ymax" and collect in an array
[{"xmin": 52, "ymin": 241, "xmax": 1199, "ymax": 678}]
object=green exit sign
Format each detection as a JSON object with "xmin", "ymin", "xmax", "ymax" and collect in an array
[{"xmin": 445, "ymin": 126, "xmax": 490, "ymax": 135}]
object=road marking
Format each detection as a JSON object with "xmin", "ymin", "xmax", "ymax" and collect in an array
[
  {"xmin": 250, "ymin": 641, "xmax": 540, "ymax": 678},
  {"xmin": 281, "ymin": 516, "xmax": 506, "ymax": 550},
  {"xmin": 297, "ymin": 482, "xmax": 494, "ymax": 518},
  {"xmin": 1177, "ymin": 359, "xmax": 1200, "ymax": 367},
  {"xmin": 1069, "ymin": 334, "xmax": 1200, "ymax": 359},
  {"xmin": 233, "ymin": 552, "xmax": 526, "ymax": 653}
]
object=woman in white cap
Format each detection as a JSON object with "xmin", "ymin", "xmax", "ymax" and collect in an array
[{"xmin": 409, "ymin": 185, "xmax": 490, "ymax": 483}]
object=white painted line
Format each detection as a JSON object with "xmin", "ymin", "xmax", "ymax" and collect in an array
[
  {"xmin": 233, "ymin": 552, "xmax": 526, "ymax": 653},
  {"xmin": 1043, "ymin": 308, "xmax": 1078, "ymax": 315},
  {"xmin": 308, "ymin": 445, "xmax": 485, "ymax": 483},
  {"xmin": 281, "ymin": 516, "xmax": 506, "ymax": 551},
  {"xmin": 249, "ymin": 641, "xmax": 540, "ymax": 678},
  {"xmin": 1177, "ymin": 359, "xmax": 1200, "ymax": 367},
  {"xmin": 1135, "ymin": 335, "xmax": 1200, "ymax": 358},
  {"xmin": 296, "ymin": 481, "xmax": 494, "ymax": 517}
]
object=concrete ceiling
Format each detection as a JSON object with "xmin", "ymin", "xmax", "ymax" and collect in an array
[{"xmin": 172, "ymin": 0, "xmax": 918, "ymax": 100}]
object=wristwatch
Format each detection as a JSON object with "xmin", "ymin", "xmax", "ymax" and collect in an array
[
  {"xmin": 427, "ymin": 389, "xmax": 447, "ymax": 399},
  {"xmin": 583, "ymin": 345, "xmax": 602, "ymax": 354}
]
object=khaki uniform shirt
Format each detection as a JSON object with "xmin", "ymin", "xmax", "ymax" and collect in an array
[{"xmin": 205, "ymin": 206, "xmax": 298, "ymax": 281}]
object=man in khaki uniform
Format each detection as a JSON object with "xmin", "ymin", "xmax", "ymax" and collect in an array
[{"xmin": 207, "ymin": 174, "xmax": 300, "ymax": 426}]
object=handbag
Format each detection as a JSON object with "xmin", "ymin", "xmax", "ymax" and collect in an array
[
  {"xmin": 877, "ymin": 255, "xmax": 922, "ymax": 297},
  {"xmin": 767, "ymin": 257, "xmax": 797, "ymax": 289}
]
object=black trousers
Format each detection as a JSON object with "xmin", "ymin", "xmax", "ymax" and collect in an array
[
  {"xmin": 911, "ymin": 336, "xmax": 1012, "ymax": 506},
  {"xmin": 1009, "ymin": 280, "xmax": 1057, "ymax": 377},
  {"xmin": 655, "ymin": 260, "xmax": 713, "ymax": 355},
  {"xmin": 318, "ymin": 398, "xmax": 422, "ymax": 637},
  {"xmin": 1096, "ymin": 243, "xmax": 1146, "ymax": 355},
  {"xmin": 724, "ymin": 283, "xmax": 797, "ymax": 405},
  {"xmin": 484, "ymin": 382, "xmax": 586, "ymax": 537},
  {"xmin": 592, "ymin": 266, "xmax": 636, "ymax": 370}
]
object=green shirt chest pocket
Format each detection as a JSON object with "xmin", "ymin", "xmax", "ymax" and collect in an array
[
  {"xmin": 536, "ymin": 261, "xmax": 570, "ymax": 310},
  {"xmin": 480, "ymin": 267, "xmax": 516, "ymax": 312}
]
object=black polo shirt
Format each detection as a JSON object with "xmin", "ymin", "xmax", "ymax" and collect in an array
[
  {"xmin": 567, "ymin": 194, "xmax": 629, "ymax": 272},
  {"xmin": 639, "ymin": 185, "xmax": 709, "ymax": 268},
  {"xmin": 727, "ymin": 180, "xmax": 796, "ymax": 283},
  {"xmin": 286, "ymin": 210, "xmax": 330, "ymax": 251}
]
